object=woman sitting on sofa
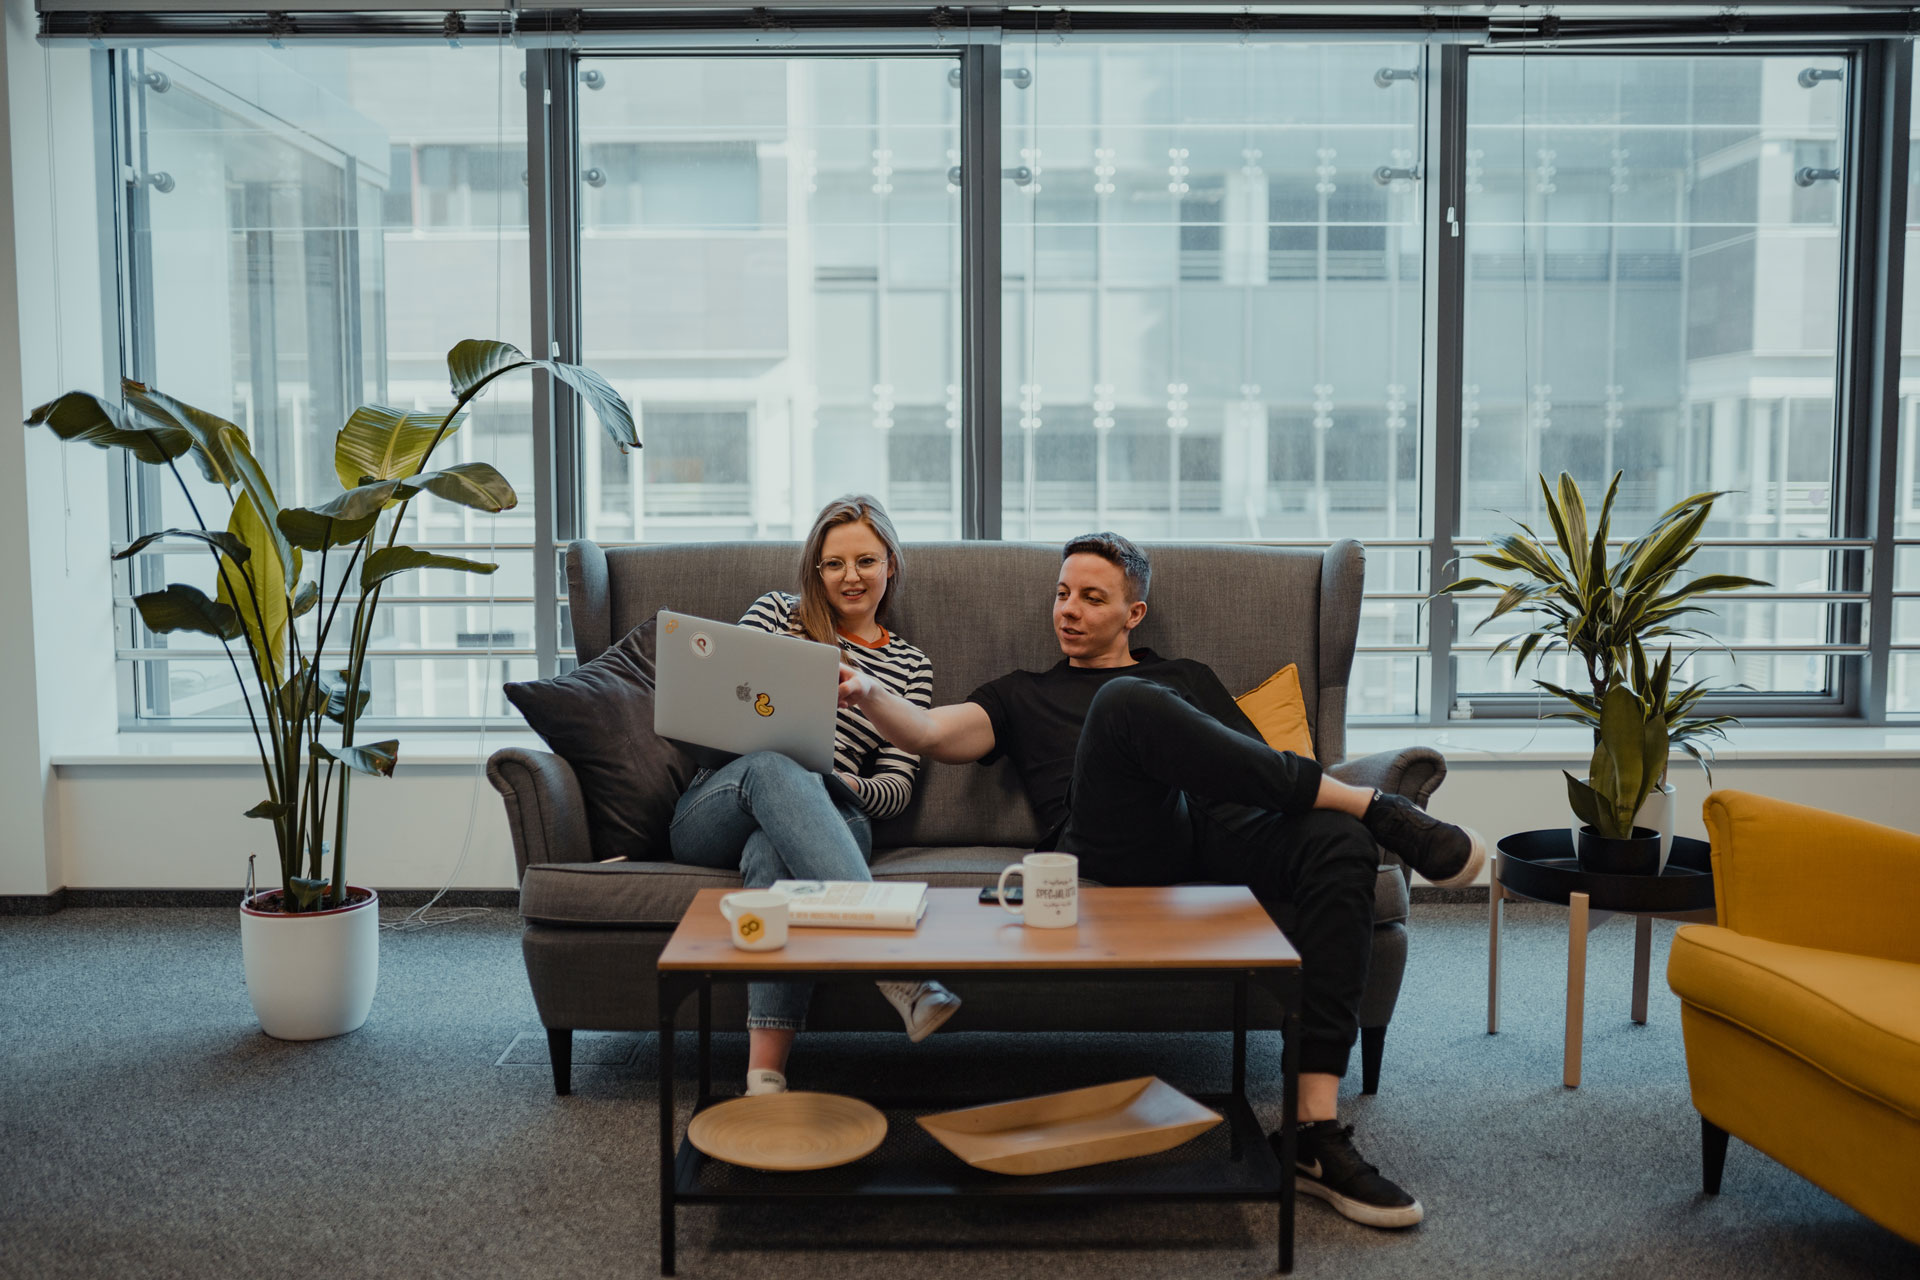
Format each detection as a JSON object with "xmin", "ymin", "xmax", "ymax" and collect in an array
[{"xmin": 669, "ymin": 494, "xmax": 955, "ymax": 1096}]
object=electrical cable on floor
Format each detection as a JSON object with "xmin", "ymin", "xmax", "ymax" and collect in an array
[
  {"xmin": 381, "ymin": 518, "xmax": 496, "ymax": 935},
  {"xmin": 383, "ymin": 29, "xmax": 513, "ymax": 933}
]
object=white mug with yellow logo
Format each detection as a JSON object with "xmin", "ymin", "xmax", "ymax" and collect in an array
[{"xmin": 718, "ymin": 890, "xmax": 789, "ymax": 951}]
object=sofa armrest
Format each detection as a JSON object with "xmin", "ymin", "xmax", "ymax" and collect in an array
[
  {"xmin": 1703, "ymin": 789, "xmax": 1920, "ymax": 965},
  {"xmin": 487, "ymin": 747, "xmax": 593, "ymax": 882},
  {"xmin": 1326, "ymin": 747, "xmax": 1447, "ymax": 808}
]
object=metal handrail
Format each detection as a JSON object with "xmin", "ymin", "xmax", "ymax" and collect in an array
[
  {"xmin": 112, "ymin": 595, "xmax": 538, "ymax": 609},
  {"xmin": 117, "ymin": 648, "xmax": 537, "ymax": 662}
]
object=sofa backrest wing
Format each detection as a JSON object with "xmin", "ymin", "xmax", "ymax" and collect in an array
[{"xmin": 569, "ymin": 539, "xmax": 1360, "ymax": 849}]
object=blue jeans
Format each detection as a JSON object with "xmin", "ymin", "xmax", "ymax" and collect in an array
[{"xmin": 669, "ymin": 750, "xmax": 873, "ymax": 1031}]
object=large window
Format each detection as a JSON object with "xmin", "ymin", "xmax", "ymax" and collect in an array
[
  {"xmin": 575, "ymin": 55, "xmax": 962, "ymax": 544},
  {"xmin": 1895, "ymin": 44, "xmax": 1920, "ymax": 713},
  {"xmin": 116, "ymin": 45, "xmax": 530, "ymax": 721},
  {"xmin": 96, "ymin": 19, "xmax": 1920, "ymax": 727},
  {"xmin": 1459, "ymin": 52, "xmax": 1853, "ymax": 709},
  {"xmin": 998, "ymin": 38, "xmax": 1427, "ymax": 715}
]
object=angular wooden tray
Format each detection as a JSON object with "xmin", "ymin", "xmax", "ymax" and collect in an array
[{"xmin": 916, "ymin": 1077, "xmax": 1222, "ymax": 1176}]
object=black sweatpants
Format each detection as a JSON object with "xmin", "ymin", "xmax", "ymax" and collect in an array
[{"xmin": 1057, "ymin": 676, "xmax": 1377, "ymax": 1078}]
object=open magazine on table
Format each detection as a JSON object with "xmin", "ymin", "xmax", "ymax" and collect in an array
[{"xmin": 768, "ymin": 880, "xmax": 929, "ymax": 930}]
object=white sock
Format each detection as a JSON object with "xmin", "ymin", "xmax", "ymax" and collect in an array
[{"xmin": 745, "ymin": 1068, "xmax": 787, "ymax": 1096}]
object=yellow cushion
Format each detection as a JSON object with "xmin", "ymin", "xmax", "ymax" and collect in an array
[
  {"xmin": 1668, "ymin": 924, "xmax": 1920, "ymax": 1119},
  {"xmin": 1236, "ymin": 664, "xmax": 1315, "ymax": 759}
]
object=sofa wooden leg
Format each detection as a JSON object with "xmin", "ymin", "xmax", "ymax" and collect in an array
[
  {"xmin": 548, "ymin": 1028, "xmax": 573, "ymax": 1097},
  {"xmin": 1701, "ymin": 1115, "xmax": 1729, "ymax": 1195},
  {"xmin": 1359, "ymin": 1025, "xmax": 1386, "ymax": 1095}
]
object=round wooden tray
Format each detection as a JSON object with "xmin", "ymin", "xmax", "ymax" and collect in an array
[{"xmin": 687, "ymin": 1092, "xmax": 887, "ymax": 1172}]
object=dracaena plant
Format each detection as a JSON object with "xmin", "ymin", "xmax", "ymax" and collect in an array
[
  {"xmin": 29, "ymin": 340, "xmax": 636, "ymax": 912},
  {"xmin": 1570, "ymin": 673, "xmax": 1670, "ymax": 839},
  {"xmin": 1438, "ymin": 472, "xmax": 1768, "ymax": 819}
]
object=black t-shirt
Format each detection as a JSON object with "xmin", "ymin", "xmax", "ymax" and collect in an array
[{"xmin": 966, "ymin": 648, "xmax": 1265, "ymax": 848}]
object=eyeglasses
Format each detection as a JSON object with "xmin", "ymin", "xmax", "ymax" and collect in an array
[{"xmin": 817, "ymin": 554, "xmax": 887, "ymax": 579}]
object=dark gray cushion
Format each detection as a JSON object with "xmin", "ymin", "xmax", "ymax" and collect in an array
[
  {"xmin": 520, "ymin": 846, "xmax": 1410, "ymax": 931},
  {"xmin": 519, "ymin": 848, "xmax": 1039, "ymax": 928},
  {"xmin": 503, "ymin": 620, "xmax": 696, "ymax": 864}
]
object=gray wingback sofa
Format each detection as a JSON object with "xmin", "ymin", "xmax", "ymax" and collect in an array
[{"xmin": 488, "ymin": 539, "xmax": 1447, "ymax": 1096}]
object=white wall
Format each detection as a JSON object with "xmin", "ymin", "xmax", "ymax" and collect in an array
[
  {"xmin": 1429, "ymin": 760, "xmax": 1920, "ymax": 856},
  {"xmin": 0, "ymin": 0, "xmax": 120, "ymax": 895},
  {"xmin": 56, "ymin": 758, "xmax": 519, "ymax": 891},
  {"xmin": 1366, "ymin": 725, "xmax": 1920, "ymax": 883},
  {"xmin": 39, "ymin": 735, "xmax": 1920, "ymax": 892}
]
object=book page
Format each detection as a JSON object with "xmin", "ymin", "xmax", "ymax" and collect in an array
[
  {"xmin": 773, "ymin": 881, "xmax": 916, "ymax": 911},
  {"xmin": 768, "ymin": 880, "xmax": 928, "ymax": 928}
]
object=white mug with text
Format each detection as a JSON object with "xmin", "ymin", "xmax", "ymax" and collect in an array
[
  {"xmin": 997, "ymin": 853, "xmax": 1079, "ymax": 929},
  {"xmin": 718, "ymin": 890, "xmax": 789, "ymax": 951}
]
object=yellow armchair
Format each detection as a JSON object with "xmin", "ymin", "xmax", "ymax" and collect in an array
[{"xmin": 1666, "ymin": 790, "xmax": 1920, "ymax": 1245}]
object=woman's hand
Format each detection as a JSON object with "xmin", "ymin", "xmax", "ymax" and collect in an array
[
  {"xmin": 835, "ymin": 771, "xmax": 862, "ymax": 795},
  {"xmin": 837, "ymin": 662, "xmax": 875, "ymax": 708}
]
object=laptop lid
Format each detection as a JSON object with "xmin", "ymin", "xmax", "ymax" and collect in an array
[{"xmin": 652, "ymin": 609, "xmax": 841, "ymax": 775}]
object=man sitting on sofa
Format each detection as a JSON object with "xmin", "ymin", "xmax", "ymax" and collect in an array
[{"xmin": 837, "ymin": 531, "xmax": 1484, "ymax": 1230}]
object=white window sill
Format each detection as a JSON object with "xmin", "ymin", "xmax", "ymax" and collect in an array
[
  {"xmin": 52, "ymin": 730, "xmax": 545, "ymax": 768},
  {"xmin": 1347, "ymin": 722, "xmax": 1920, "ymax": 764}
]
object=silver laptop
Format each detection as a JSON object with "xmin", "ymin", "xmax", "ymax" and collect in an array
[{"xmin": 652, "ymin": 609, "xmax": 841, "ymax": 775}]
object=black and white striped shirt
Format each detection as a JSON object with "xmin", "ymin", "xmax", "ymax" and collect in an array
[{"xmin": 737, "ymin": 591, "xmax": 933, "ymax": 821}]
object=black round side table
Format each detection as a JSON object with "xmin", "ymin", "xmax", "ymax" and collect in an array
[{"xmin": 1488, "ymin": 829, "xmax": 1717, "ymax": 1088}]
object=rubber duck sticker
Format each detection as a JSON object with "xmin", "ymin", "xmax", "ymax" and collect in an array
[{"xmin": 735, "ymin": 683, "xmax": 776, "ymax": 717}]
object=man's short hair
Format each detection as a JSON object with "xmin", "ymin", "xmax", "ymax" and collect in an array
[{"xmin": 1062, "ymin": 532, "xmax": 1151, "ymax": 603}]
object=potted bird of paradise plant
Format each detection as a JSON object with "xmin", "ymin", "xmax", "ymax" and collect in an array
[
  {"xmin": 1440, "ymin": 472, "xmax": 1767, "ymax": 874},
  {"xmin": 29, "ymin": 340, "xmax": 635, "ymax": 1037}
]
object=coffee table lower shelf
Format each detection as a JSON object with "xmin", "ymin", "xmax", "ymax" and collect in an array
[
  {"xmin": 674, "ymin": 1092, "xmax": 1280, "ymax": 1201},
  {"xmin": 654, "ymin": 889, "xmax": 1302, "ymax": 1275}
]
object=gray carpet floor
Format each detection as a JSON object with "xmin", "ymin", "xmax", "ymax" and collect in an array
[{"xmin": 2, "ymin": 903, "xmax": 1913, "ymax": 1280}]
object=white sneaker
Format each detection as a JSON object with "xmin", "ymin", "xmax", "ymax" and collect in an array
[
  {"xmin": 745, "ymin": 1068, "xmax": 787, "ymax": 1096},
  {"xmin": 877, "ymin": 980, "xmax": 961, "ymax": 1044}
]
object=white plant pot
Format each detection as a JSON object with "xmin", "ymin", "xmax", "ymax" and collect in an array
[
  {"xmin": 1637, "ymin": 782, "xmax": 1678, "ymax": 874},
  {"xmin": 1570, "ymin": 781, "xmax": 1677, "ymax": 874},
  {"xmin": 240, "ymin": 887, "xmax": 380, "ymax": 1040}
]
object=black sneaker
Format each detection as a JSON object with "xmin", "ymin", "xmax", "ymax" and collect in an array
[
  {"xmin": 1278, "ymin": 1122, "xmax": 1424, "ymax": 1229},
  {"xmin": 1361, "ymin": 791, "xmax": 1487, "ymax": 889}
]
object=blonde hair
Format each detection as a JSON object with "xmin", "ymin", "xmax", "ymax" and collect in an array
[{"xmin": 795, "ymin": 494, "xmax": 905, "ymax": 647}]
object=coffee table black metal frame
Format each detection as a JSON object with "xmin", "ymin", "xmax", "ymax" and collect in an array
[
  {"xmin": 1488, "ymin": 829, "xmax": 1717, "ymax": 1088},
  {"xmin": 656, "ymin": 964, "xmax": 1302, "ymax": 1275}
]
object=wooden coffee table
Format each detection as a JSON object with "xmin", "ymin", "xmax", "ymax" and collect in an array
[{"xmin": 655, "ymin": 885, "xmax": 1303, "ymax": 1274}]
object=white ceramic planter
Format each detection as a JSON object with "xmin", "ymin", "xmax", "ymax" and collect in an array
[
  {"xmin": 1637, "ymin": 782, "xmax": 1678, "ymax": 874},
  {"xmin": 240, "ymin": 887, "xmax": 380, "ymax": 1040},
  {"xmin": 1569, "ymin": 781, "xmax": 1677, "ymax": 874}
]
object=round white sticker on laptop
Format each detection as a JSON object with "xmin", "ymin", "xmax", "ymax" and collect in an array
[{"xmin": 690, "ymin": 632, "xmax": 713, "ymax": 658}]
